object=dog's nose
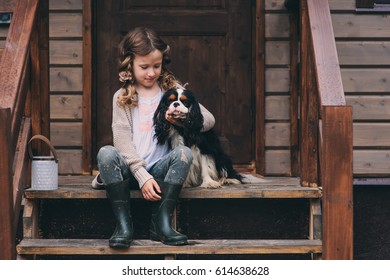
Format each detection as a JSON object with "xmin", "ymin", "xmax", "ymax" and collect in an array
[{"xmin": 173, "ymin": 102, "xmax": 180, "ymax": 108}]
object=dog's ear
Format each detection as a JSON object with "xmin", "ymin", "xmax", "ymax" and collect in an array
[
  {"xmin": 181, "ymin": 91, "xmax": 204, "ymax": 146},
  {"xmin": 153, "ymin": 90, "xmax": 173, "ymax": 144}
]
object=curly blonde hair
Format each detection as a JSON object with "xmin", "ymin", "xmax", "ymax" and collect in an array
[{"xmin": 117, "ymin": 27, "xmax": 181, "ymax": 108}]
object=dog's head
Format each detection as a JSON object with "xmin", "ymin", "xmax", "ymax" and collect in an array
[{"xmin": 153, "ymin": 88, "xmax": 204, "ymax": 145}]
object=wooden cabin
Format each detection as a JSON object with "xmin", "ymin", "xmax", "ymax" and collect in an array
[{"xmin": 1, "ymin": 0, "xmax": 389, "ymax": 260}]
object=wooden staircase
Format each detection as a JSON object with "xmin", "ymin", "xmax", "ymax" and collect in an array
[{"xmin": 16, "ymin": 175, "xmax": 322, "ymax": 259}]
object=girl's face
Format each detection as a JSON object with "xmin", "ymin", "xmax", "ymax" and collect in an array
[{"xmin": 132, "ymin": 50, "xmax": 163, "ymax": 90}]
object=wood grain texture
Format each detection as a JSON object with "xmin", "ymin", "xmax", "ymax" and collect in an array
[
  {"xmin": 341, "ymin": 69, "xmax": 390, "ymax": 93},
  {"xmin": 354, "ymin": 150, "xmax": 390, "ymax": 174},
  {"xmin": 50, "ymin": 67, "xmax": 83, "ymax": 92},
  {"xmin": 255, "ymin": 0, "xmax": 266, "ymax": 174},
  {"xmin": 0, "ymin": 0, "xmax": 15, "ymax": 12},
  {"xmin": 266, "ymin": 96, "xmax": 290, "ymax": 120},
  {"xmin": 346, "ymin": 96, "xmax": 390, "ymax": 120},
  {"xmin": 0, "ymin": 109, "xmax": 15, "ymax": 259},
  {"xmin": 265, "ymin": 69, "xmax": 290, "ymax": 92},
  {"xmin": 17, "ymin": 239, "xmax": 322, "ymax": 255},
  {"xmin": 24, "ymin": 176, "xmax": 321, "ymax": 199},
  {"xmin": 0, "ymin": 0, "xmax": 38, "ymax": 114},
  {"xmin": 265, "ymin": 0, "xmax": 287, "ymax": 10},
  {"xmin": 265, "ymin": 150, "xmax": 290, "ymax": 175},
  {"xmin": 12, "ymin": 117, "xmax": 31, "ymax": 229},
  {"xmin": 307, "ymin": 0, "xmax": 345, "ymax": 106},
  {"xmin": 57, "ymin": 149, "xmax": 82, "ymax": 174},
  {"xmin": 49, "ymin": 13, "xmax": 82, "ymax": 38},
  {"xmin": 353, "ymin": 123, "xmax": 390, "ymax": 146},
  {"xmin": 321, "ymin": 106, "xmax": 353, "ymax": 260},
  {"xmin": 51, "ymin": 122, "xmax": 82, "ymax": 146},
  {"xmin": 337, "ymin": 42, "xmax": 390, "ymax": 66},
  {"xmin": 50, "ymin": 0, "xmax": 82, "ymax": 10},
  {"xmin": 82, "ymin": 0, "xmax": 92, "ymax": 174},
  {"xmin": 266, "ymin": 41, "xmax": 290, "ymax": 65},
  {"xmin": 328, "ymin": 0, "xmax": 355, "ymax": 10},
  {"xmin": 265, "ymin": 14, "xmax": 290, "ymax": 38},
  {"xmin": 265, "ymin": 123, "xmax": 290, "ymax": 146},
  {"xmin": 332, "ymin": 14, "xmax": 390, "ymax": 38},
  {"xmin": 31, "ymin": 0, "xmax": 50, "ymax": 155},
  {"xmin": 50, "ymin": 41, "xmax": 82, "ymax": 65},
  {"xmin": 50, "ymin": 95, "xmax": 82, "ymax": 119}
]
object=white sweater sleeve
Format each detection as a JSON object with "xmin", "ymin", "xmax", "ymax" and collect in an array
[{"xmin": 111, "ymin": 90, "xmax": 152, "ymax": 188}]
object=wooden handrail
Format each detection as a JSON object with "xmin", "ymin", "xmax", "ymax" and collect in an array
[
  {"xmin": 0, "ymin": 0, "xmax": 48, "ymax": 260},
  {"xmin": 298, "ymin": 0, "xmax": 353, "ymax": 259}
]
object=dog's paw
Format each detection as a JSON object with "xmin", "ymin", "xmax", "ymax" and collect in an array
[
  {"xmin": 220, "ymin": 178, "xmax": 241, "ymax": 185},
  {"xmin": 199, "ymin": 180, "xmax": 221, "ymax": 189}
]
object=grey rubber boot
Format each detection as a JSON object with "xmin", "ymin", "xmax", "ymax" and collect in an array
[
  {"xmin": 106, "ymin": 179, "xmax": 134, "ymax": 248},
  {"xmin": 150, "ymin": 180, "xmax": 188, "ymax": 245}
]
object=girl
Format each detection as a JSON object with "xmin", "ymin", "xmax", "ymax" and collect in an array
[{"xmin": 92, "ymin": 27, "xmax": 215, "ymax": 248}]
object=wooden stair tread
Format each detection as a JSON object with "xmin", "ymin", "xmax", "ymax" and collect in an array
[
  {"xmin": 24, "ymin": 176, "xmax": 321, "ymax": 199},
  {"xmin": 17, "ymin": 239, "xmax": 322, "ymax": 255}
]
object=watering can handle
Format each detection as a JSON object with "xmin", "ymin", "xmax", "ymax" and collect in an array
[{"xmin": 28, "ymin": 135, "xmax": 59, "ymax": 163}]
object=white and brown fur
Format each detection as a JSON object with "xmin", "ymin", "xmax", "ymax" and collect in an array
[{"xmin": 153, "ymin": 87, "xmax": 242, "ymax": 188}]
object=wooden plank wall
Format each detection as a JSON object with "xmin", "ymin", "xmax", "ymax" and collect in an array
[
  {"xmin": 265, "ymin": 0, "xmax": 390, "ymax": 176},
  {"xmin": 3, "ymin": 0, "xmax": 388, "ymax": 176},
  {"xmin": 264, "ymin": 0, "xmax": 291, "ymax": 175},
  {"xmin": 329, "ymin": 0, "xmax": 390, "ymax": 176},
  {"xmin": 49, "ymin": 0, "xmax": 83, "ymax": 174}
]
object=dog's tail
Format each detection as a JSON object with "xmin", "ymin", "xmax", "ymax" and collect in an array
[{"xmin": 200, "ymin": 130, "xmax": 243, "ymax": 183}]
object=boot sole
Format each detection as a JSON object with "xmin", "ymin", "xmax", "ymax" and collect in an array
[
  {"xmin": 150, "ymin": 232, "xmax": 188, "ymax": 246},
  {"xmin": 109, "ymin": 239, "xmax": 133, "ymax": 248}
]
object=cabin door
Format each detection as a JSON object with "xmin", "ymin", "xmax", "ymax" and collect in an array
[{"xmin": 95, "ymin": 0, "xmax": 253, "ymax": 167}]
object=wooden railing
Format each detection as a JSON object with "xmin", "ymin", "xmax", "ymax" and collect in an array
[
  {"xmin": 298, "ymin": 0, "xmax": 353, "ymax": 259},
  {"xmin": 0, "ymin": 0, "xmax": 49, "ymax": 260}
]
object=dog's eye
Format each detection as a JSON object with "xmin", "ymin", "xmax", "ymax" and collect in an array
[
  {"xmin": 180, "ymin": 96, "xmax": 190, "ymax": 107},
  {"xmin": 181, "ymin": 100, "xmax": 191, "ymax": 108},
  {"xmin": 169, "ymin": 94, "xmax": 177, "ymax": 101}
]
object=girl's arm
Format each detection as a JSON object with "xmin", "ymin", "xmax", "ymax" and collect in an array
[
  {"xmin": 111, "ymin": 90, "xmax": 153, "ymax": 188},
  {"xmin": 199, "ymin": 103, "xmax": 215, "ymax": 132}
]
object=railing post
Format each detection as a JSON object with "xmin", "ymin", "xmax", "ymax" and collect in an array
[
  {"xmin": 322, "ymin": 106, "xmax": 353, "ymax": 259},
  {"xmin": 31, "ymin": 0, "xmax": 50, "ymax": 155},
  {"xmin": 0, "ymin": 108, "xmax": 15, "ymax": 260},
  {"xmin": 300, "ymin": 0, "xmax": 321, "ymax": 187}
]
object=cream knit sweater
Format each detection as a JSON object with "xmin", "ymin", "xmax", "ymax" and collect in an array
[{"xmin": 96, "ymin": 89, "xmax": 215, "ymax": 189}]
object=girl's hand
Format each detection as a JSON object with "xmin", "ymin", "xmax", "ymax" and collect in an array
[
  {"xmin": 165, "ymin": 110, "xmax": 185, "ymax": 127},
  {"xmin": 141, "ymin": 179, "xmax": 161, "ymax": 201}
]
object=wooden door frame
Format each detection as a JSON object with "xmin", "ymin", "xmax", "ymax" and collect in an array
[{"xmin": 82, "ymin": 0, "xmax": 266, "ymax": 175}]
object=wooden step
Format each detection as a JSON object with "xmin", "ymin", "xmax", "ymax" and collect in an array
[
  {"xmin": 17, "ymin": 239, "xmax": 322, "ymax": 255},
  {"xmin": 24, "ymin": 175, "xmax": 321, "ymax": 199}
]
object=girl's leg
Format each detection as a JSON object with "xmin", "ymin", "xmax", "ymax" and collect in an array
[
  {"xmin": 97, "ymin": 145, "xmax": 133, "ymax": 185},
  {"xmin": 148, "ymin": 145, "xmax": 193, "ymax": 245},
  {"xmin": 96, "ymin": 145, "xmax": 134, "ymax": 248},
  {"xmin": 148, "ymin": 145, "xmax": 193, "ymax": 184}
]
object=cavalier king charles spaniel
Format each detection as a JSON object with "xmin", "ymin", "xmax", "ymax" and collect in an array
[{"xmin": 153, "ymin": 87, "xmax": 242, "ymax": 188}]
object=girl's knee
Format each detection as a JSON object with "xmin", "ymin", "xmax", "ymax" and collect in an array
[
  {"xmin": 174, "ymin": 145, "xmax": 193, "ymax": 165},
  {"xmin": 97, "ymin": 145, "xmax": 118, "ymax": 165}
]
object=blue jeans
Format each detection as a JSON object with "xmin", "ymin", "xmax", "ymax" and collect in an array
[{"xmin": 96, "ymin": 145, "xmax": 193, "ymax": 188}]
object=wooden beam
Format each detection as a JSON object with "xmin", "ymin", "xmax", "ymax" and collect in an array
[
  {"xmin": 307, "ymin": 0, "xmax": 345, "ymax": 106},
  {"xmin": 13, "ymin": 117, "xmax": 31, "ymax": 229},
  {"xmin": 255, "ymin": 0, "xmax": 265, "ymax": 175},
  {"xmin": 0, "ymin": 0, "xmax": 39, "ymax": 114},
  {"xmin": 289, "ymin": 10, "xmax": 299, "ymax": 176},
  {"xmin": 299, "ymin": 0, "xmax": 309, "ymax": 185},
  {"xmin": 0, "ymin": 0, "xmax": 15, "ymax": 12},
  {"xmin": 0, "ymin": 108, "xmax": 15, "ymax": 260},
  {"xmin": 31, "ymin": 0, "xmax": 49, "ymax": 155},
  {"xmin": 322, "ymin": 106, "xmax": 353, "ymax": 260},
  {"xmin": 82, "ymin": 0, "xmax": 92, "ymax": 174},
  {"xmin": 17, "ymin": 239, "xmax": 322, "ymax": 255}
]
